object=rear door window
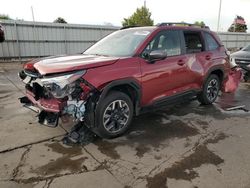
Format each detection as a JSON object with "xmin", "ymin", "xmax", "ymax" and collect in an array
[
  {"xmin": 183, "ymin": 32, "xmax": 204, "ymax": 54},
  {"xmin": 204, "ymin": 32, "xmax": 219, "ymax": 51}
]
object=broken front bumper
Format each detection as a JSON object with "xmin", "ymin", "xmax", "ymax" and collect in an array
[
  {"xmin": 25, "ymin": 89, "xmax": 64, "ymax": 113},
  {"xmin": 19, "ymin": 90, "xmax": 66, "ymax": 127},
  {"xmin": 18, "ymin": 69, "xmax": 96, "ymax": 128}
]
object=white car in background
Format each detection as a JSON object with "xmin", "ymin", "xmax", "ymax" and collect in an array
[{"xmin": 230, "ymin": 44, "xmax": 250, "ymax": 81}]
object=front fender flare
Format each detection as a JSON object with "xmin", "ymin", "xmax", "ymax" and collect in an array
[{"xmin": 97, "ymin": 78, "xmax": 141, "ymax": 116}]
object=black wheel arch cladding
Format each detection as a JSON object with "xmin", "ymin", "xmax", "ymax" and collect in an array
[
  {"xmin": 205, "ymin": 66, "xmax": 225, "ymax": 84},
  {"xmin": 98, "ymin": 78, "xmax": 141, "ymax": 115}
]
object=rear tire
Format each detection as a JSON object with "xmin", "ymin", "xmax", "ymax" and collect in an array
[
  {"xmin": 197, "ymin": 74, "xmax": 220, "ymax": 105},
  {"xmin": 94, "ymin": 91, "xmax": 134, "ymax": 138}
]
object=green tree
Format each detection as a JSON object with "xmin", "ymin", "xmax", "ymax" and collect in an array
[
  {"xmin": 194, "ymin": 21, "xmax": 206, "ymax": 27},
  {"xmin": 53, "ymin": 17, "xmax": 67, "ymax": 24},
  {"xmin": 228, "ymin": 16, "xmax": 247, "ymax": 32},
  {"xmin": 122, "ymin": 6, "xmax": 154, "ymax": 27},
  {"xmin": 0, "ymin": 14, "xmax": 12, "ymax": 20}
]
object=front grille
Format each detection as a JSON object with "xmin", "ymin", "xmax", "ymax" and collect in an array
[
  {"xmin": 26, "ymin": 83, "xmax": 51, "ymax": 100},
  {"xmin": 235, "ymin": 58, "xmax": 250, "ymax": 71},
  {"xmin": 235, "ymin": 59, "xmax": 250, "ymax": 64}
]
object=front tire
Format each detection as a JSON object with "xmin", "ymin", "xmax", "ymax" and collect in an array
[
  {"xmin": 197, "ymin": 74, "xmax": 220, "ymax": 105},
  {"xmin": 95, "ymin": 91, "xmax": 134, "ymax": 138}
]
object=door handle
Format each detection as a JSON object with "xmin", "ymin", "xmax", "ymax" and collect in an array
[
  {"xmin": 205, "ymin": 55, "xmax": 211, "ymax": 60},
  {"xmin": 177, "ymin": 59, "xmax": 185, "ymax": 66}
]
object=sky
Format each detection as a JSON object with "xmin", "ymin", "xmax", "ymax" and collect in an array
[{"xmin": 0, "ymin": 0, "xmax": 250, "ymax": 32}]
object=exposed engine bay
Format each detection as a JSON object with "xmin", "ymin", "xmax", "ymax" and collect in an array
[{"xmin": 18, "ymin": 69, "xmax": 95, "ymax": 128}]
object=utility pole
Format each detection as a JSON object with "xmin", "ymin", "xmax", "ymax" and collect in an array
[
  {"xmin": 144, "ymin": 0, "xmax": 146, "ymax": 8},
  {"xmin": 217, "ymin": 0, "xmax": 222, "ymax": 31},
  {"xmin": 31, "ymin": 6, "xmax": 35, "ymax": 22},
  {"xmin": 234, "ymin": 15, "xmax": 236, "ymax": 32}
]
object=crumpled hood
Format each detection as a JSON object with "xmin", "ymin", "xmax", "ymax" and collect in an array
[
  {"xmin": 25, "ymin": 54, "xmax": 119, "ymax": 75},
  {"xmin": 231, "ymin": 50, "xmax": 250, "ymax": 59}
]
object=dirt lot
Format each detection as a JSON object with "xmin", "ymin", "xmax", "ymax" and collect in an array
[{"xmin": 0, "ymin": 63, "xmax": 250, "ymax": 188}]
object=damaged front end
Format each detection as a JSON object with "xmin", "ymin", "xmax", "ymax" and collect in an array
[{"xmin": 19, "ymin": 69, "xmax": 97, "ymax": 128}]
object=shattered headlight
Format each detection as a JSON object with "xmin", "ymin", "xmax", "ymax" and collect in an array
[{"xmin": 41, "ymin": 70, "xmax": 86, "ymax": 98}]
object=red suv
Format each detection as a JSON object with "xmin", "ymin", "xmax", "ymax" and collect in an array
[{"xmin": 19, "ymin": 23, "xmax": 230, "ymax": 138}]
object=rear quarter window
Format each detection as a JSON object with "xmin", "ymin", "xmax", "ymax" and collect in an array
[
  {"xmin": 204, "ymin": 32, "xmax": 219, "ymax": 51},
  {"xmin": 183, "ymin": 31, "xmax": 204, "ymax": 54}
]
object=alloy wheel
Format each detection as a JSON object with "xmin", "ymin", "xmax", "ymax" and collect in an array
[
  {"xmin": 103, "ymin": 100, "xmax": 130, "ymax": 133},
  {"xmin": 206, "ymin": 78, "xmax": 219, "ymax": 102}
]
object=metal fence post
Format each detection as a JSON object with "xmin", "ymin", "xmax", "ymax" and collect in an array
[
  {"xmin": 64, "ymin": 25, "xmax": 67, "ymax": 54},
  {"xmin": 99, "ymin": 27, "xmax": 103, "ymax": 40},
  {"xmin": 236, "ymin": 33, "xmax": 238, "ymax": 48},
  {"xmin": 245, "ymin": 34, "xmax": 247, "ymax": 47},
  {"xmin": 14, "ymin": 21, "xmax": 21, "ymax": 61},
  {"xmin": 4, "ymin": 23, "xmax": 11, "ymax": 59},
  {"xmin": 225, "ymin": 33, "xmax": 228, "ymax": 48}
]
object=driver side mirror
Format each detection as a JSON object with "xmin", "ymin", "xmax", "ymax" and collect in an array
[{"xmin": 148, "ymin": 50, "xmax": 167, "ymax": 62}]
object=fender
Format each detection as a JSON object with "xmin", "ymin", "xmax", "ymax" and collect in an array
[
  {"xmin": 98, "ymin": 78, "xmax": 142, "ymax": 115},
  {"xmin": 204, "ymin": 65, "xmax": 225, "ymax": 83},
  {"xmin": 84, "ymin": 78, "xmax": 142, "ymax": 128},
  {"xmin": 99, "ymin": 78, "xmax": 141, "ymax": 100}
]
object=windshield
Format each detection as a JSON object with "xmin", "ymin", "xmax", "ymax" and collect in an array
[
  {"xmin": 242, "ymin": 44, "xmax": 250, "ymax": 51},
  {"xmin": 84, "ymin": 27, "xmax": 154, "ymax": 57}
]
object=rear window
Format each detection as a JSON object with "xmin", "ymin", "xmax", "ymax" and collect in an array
[
  {"xmin": 204, "ymin": 32, "xmax": 219, "ymax": 51},
  {"xmin": 183, "ymin": 32, "xmax": 204, "ymax": 54}
]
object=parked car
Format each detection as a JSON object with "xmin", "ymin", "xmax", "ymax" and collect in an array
[
  {"xmin": 0, "ymin": 24, "xmax": 5, "ymax": 42},
  {"xmin": 230, "ymin": 44, "xmax": 250, "ymax": 81},
  {"xmin": 19, "ymin": 23, "xmax": 230, "ymax": 138}
]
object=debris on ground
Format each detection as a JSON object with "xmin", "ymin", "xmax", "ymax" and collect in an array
[
  {"xmin": 225, "ymin": 105, "xmax": 248, "ymax": 112},
  {"xmin": 62, "ymin": 123, "xmax": 97, "ymax": 146}
]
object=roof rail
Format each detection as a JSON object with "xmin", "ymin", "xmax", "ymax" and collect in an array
[
  {"xmin": 157, "ymin": 22, "xmax": 210, "ymax": 29},
  {"xmin": 120, "ymin": 25, "xmax": 139, "ymax": 30}
]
